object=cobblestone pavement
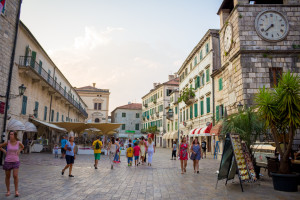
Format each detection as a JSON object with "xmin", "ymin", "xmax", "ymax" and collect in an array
[{"xmin": 0, "ymin": 148, "xmax": 299, "ymax": 200}]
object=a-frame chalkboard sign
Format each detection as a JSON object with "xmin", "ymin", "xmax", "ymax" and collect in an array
[{"xmin": 216, "ymin": 133, "xmax": 257, "ymax": 192}]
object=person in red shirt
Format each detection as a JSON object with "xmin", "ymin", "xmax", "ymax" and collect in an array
[{"xmin": 133, "ymin": 142, "xmax": 141, "ymax": 166}]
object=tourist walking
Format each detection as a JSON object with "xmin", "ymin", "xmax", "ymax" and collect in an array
[
  {"xmin": 126, "ymin": 144, "xmax": 133, "ymax": 166},
  {"xmin": 114, "ymin": 138, "xmax": 120, "ymax": 163},
  {"xmin": 61, "ymin": 137, "xmax": 76, "ymax": 177},
  {"xmin": 108, "ymin": 137, "xmax": 119, "ymax": 169},
  {"xmin": 92, "ymin": 136, "xmax": 103, "ymax": 169},
  {"xmin": 171, "ymin": 141, "xmax": 177, "ymax": 160},
  {"xmin": 60, "ymin": 135, "xmax": 67, "ymax": 159},
  {"xmin": 133, "ymin": 142, "xmax": 141, "ymax": 166},
  {"xmin": 179, "ymin": 137, "xmax": 189, "ymax": 174},
  {"xmin": 54, "ymin": 144, "xmax": 59, "ymax": 158},
  {"xmin": 0, "ymin": 131, "xmax": 24, "ymax": 197},
  {"xmin": 201, "ymin": 139, "xmax": 207, "ymax": 158},
  {"xmin": 147, "ymin": 137, "xmax": 155, "ymax": 166},
  {"xmin": 190, "ymin": 138, "xmax": 202, "ymax": 173},
  {"xmin": 139, "ymin": 140, "xmax": 146, "ymax": 165}
]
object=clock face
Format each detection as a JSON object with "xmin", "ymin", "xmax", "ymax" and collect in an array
[
  {"xmin": 255, "ymin": 10, "xmax": 289, "ymax": 42},
  {"xmin": 224, "ymin": 24, "xmax": 233, "ymax": 53}
]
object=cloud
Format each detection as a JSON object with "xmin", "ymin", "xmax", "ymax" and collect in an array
[{"xmin": 49, "ymin": 26, "xmax": 184, "ymax": 113}]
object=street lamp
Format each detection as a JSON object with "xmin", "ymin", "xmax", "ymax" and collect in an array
[
  {"xmin": 237, "ymin": 102, "xmax": 243, "ymax": 112},
  {"xmin": 18, "ymin": 84, "xmax": 26, "ymax": 96}
]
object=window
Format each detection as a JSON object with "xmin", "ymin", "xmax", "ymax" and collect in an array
[
  {"xmin": 185, "ymin": 68, "xmax": 188, "ymax": 76},
  {"xmin": 206, "ymin": 68, "xmax": 210, "ymax": 82},
  {"xmin": 190, "ymin": 63, "xmax": 192, "ymax": 71},
  {"xmin": 175, "ymin": 106, "xmax": 178, "ymax": 114},
  {"xmin": 201, "ymin": 73, "xmax": 205, "ymax": 86},
  {"xmin": 194, "ymin": 103, "xmax": 198, "ymax": 117},
  {"xmin": 200, "ymin": 100, "xmax": 204, "ymax": 115},
  {"xmin": 38, "ymin": 60, "xmax": 42, "ymax": 74},
  {"xmin": 62, "ymin": 115, "xmax": 64, "ymax": 122},
  {"xmin": 95, "ymin": 118, "xmax": 100, "ymax": 123},
  {"xmin": 51, "ymin": 110, "xmax": 54, "ymax": 122},
  {"xmin": 166, "ymin": 89, "xmax": 173, "ymax": 96},
  {"xmin": 200, "ymin": 50, "xmax": 203, "ymax": 60},
  {"xmin": 122, "ymin": 124, "xmax": 125, "ymax": 130},
  {"xmin": 34, "ymin": 101, "xmax": 39, "ymax": 118},
  {"xmin": 219, "ymin": 78, "xmax": 223, "ymax": 91},
  {"xmin": 195, "ymin": 76, "xmax": 200, "ymax": 89},
  {"xmin": 216, "ymin": 104, "xmax": 224, "ymax": 121},
  {"xmin": 122, "ymin": 113, "xmax": 126, "ymax": 117},
  {"xmin": 21, "ymin": 96, "xmax": 27, "ymax": 115},
  {"xmin": 175, "ymin": 121, "xmax": 178, "ymax": 130},
  {"xmin": 48, "ymin": 69, "xmax": 51, "ymax": 82},
  {"xmin": 94, "ymin": 103, "xmax": 101, "ymax": 110},
  {"xmin": 56, "ymin": 112, "xmax": 59, "ymax": 122},
  {"xmin": 216, "ymin": 105, "xmax": 220, "ymax": 121},
  {"xmin": 190, "ymin": 105, "xmax": 193, "ymax": 119},
  {"xmin": 135, "ymin": 123, "xmax": 139, "ymax": 130},
  {"xmin": 269, "ymin": 67, "xmax": 282, "ymax": 87},
  {"xmin": 168, "ymin": 123, "xmax": 170, "ymax": 132},
  {"xmin": 180, "ymin": 111, "xmax": 182, "ymax": 122},
  {"xmin": 44, "ymin": 106, "xmax": 47, "ymax": 121},
  {"xmin": 186, "ymin": 108, "xmax": 189, "ymax": 120},
  {"xmin": 194, "ymin": 57, "xmax": 197, "ymax": 66},
  {"xmin": 206, "ymin": 42, "xmax": 209, "ymax": 54},
  {"xmin": 206, "ymin": 97, "xmax": 211, "ymax": 113},
  {"xmin": 136, "ymin": 113, "xmax": 140, "ymax": 118},
  {"xmin": 183, "ymin": 110, "xmax": 185, "ymax": 121}
]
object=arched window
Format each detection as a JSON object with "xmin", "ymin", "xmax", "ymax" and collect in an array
[{"xmin": 95, "ymin": 118, "xmax": 100, "ymax": 123}]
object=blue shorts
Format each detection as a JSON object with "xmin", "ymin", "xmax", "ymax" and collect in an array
[
  {"xmin": 134, "ymin": 156, "xmax": 139, "ymax": 160},
  {"xmin": 128, "ymin": 157, "xmax": 133, "ymax": 163}
]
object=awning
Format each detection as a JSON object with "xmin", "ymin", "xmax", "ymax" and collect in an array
[
  {"xmin": 166, "ymin": 132, "xmax": 173, "ymax": 139},
  {"xmin": 25, "ymin": 122, "xmax": 37, "ymax": 132},
  {"xmin": 31, "ymin": 119, "xmax": 67, "ymax": 133},
  {"xmin": 198, "ymin": 123, "xmax": 213, "ymax": 136},
  {"xmin": 52, "ymin": 122, "xmax": 121, "ymax": 134},
  {"xmin": 210, "ymin": 122, "xmax": 222, "ymax": 136},
  {"xmin": 7, "ymin": 119, "xmax": 25, "ymax": 131},
  {"xmin": 189, "ymin": 128, "xmax": 197, "ymax": 136}
]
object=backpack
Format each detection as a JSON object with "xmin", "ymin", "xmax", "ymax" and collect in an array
[{"xmin": 95, "ymin": 141, "xmax": 100, "ymax": 150}]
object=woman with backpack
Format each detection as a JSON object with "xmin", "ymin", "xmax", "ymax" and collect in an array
[{"xmin": 190, "ymin": 138, "xmax": 202, "ymax": 174}]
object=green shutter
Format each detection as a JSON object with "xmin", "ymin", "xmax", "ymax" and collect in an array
[
  {"xmin": 175, "ymin": 106, "xmax": 178, "ymax": 114},
  {"xmin": 51, "ymin": 110, "xmax": 54, "ymax": 122},
  {"xmin": 219, "ymin": 78, "xmax": 223, "ymax": 91},
  {"xmin": 206, "ymin": 68, "xmax": 210, "ymax": 82},
  {"xmin": 200, "ymin": 50, "xmax": 203, "ymax": 60},
  {"xmin": 216, "ymin": 105, "xmax": 220, "ymax": 121},
  {"xmin": 38, "ymin": 60, "xmax": 42, "ymax": 74},
  {"xmin": 57, "ymin": 112, "xmax": 59, "ymax": 122},
  {"xmin": 44, "ymin": 106, "xmax": 47, "ymax": 121},
  {"xmin": 21, "ymin": 96, "xmax": 27, "ymax": 115},
  {"xmin": 190, "ymin": 105, "xmax": 193, "ymax": 119},
  {"xmin": 201, "ymin": 101, "xmax": 204, "ymax": 115},
  {"xmin": 206, "ymin": 97, "xmax": 210, "ymax": 113},
  {"xmin": 30, "ymin": 51, "xmax": 36, "ymax": 68},
  {"xmin": 194, "ymin": 103, "xmax": 198, "ymax": 117},
  {"xmin": 34, "ymin": 101, "xmax": 39, "ymax": 118},
  {"xmin": 24, "ymin": 45, "xmax": 29, "ymax": 65},
  {"xmin": 197, "ymin": 76, "xmax": 200, "ymax": 88},
  {"xmin": 202, "ymin": 73, "xmax": 205, "ymax": 85}
]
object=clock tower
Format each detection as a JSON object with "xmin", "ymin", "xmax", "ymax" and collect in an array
[{"xmin": 212, "ymin": 0, "xmax": 300, "ymax": 116}]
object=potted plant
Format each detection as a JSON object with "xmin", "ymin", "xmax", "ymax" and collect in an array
[
  {"xmin": 255, "ymin": 71, "xmax": 300, "ymax": 192},
  {"xmin": 221, "ymin": 107, "xmax": 265, "ymax": 178},
  {"xmin": 178, "ymin": 88, "xmax": 195, "ymax": 105}
]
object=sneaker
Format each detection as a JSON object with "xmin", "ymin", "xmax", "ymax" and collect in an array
[{"xmin": 69, "ymin": 175, "xmax": 74, "ymax": 177}]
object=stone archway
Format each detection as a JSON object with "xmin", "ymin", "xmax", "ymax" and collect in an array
[{"xmin": 95, "ymin": 118, "xmax": 100, "ymax": 123}]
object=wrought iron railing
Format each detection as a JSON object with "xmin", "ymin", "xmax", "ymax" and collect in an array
[{"xmin": 19, "ymin": 56, "xmax": 88, "ymax": 118}]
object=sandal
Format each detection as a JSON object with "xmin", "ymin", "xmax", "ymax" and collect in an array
[
  {"xmin": 5, "ymin": 191, "xmax": 10, "ymax": 197},
  {"xmin": 61, "ymin": 170, "xmax": 64, "ymax": 175},
  {"xmin": 15, "ymin": 191, "xmax": 19, "ymax": 197}
]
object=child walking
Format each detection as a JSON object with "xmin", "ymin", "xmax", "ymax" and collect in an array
[
  {"xmin": 54, "ymin": 144, "xmax": 59, "ymax": 158},
  {"xmin": 126, "ymin": 144, "xmax": 133, "ymax": 166},
  {"xmin": 133, "ymin": 142, "xmax": 141, "ymax": 166}
]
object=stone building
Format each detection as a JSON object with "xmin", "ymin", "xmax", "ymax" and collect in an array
[
  {"xmin": 8, "ymin": 21, "xmax": 88, "ymax": 144},
  {"xmin": 177, "ymin": 29, "xmax": 220, "ymax": 154},
  {"xmin": 163, "ymin": 89, "xmax": 179, "ymax": 148},
  {"xmin": 111, "ymin": 103, "xmax": 143, "ymax": 139},
  {"xmin": 142, "ymin": 75, "xmax": 179, "ymax": 147},
  {"xmin": 75, "ymin": 83, "xmax": 110, "ymax": 123},
  {"xmin": 0, "ymin": 0, "xmax": 22, "ymax": 138}
]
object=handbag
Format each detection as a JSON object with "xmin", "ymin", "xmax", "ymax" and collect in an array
[{"xmin": 190, "ymin": 144, "xmax": 196, "ymax": 160}]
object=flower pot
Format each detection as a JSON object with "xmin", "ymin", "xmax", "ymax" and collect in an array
[{"xmin": 270, "ymin": 172, "xmax": 299, "ymax": 192}]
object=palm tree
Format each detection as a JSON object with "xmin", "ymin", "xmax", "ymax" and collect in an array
[
  {"xmin": 221, "ymin": 107, "xmax": 265, "ymax": 156},
  {"xmin": 255, "ymin": 71, "xmax": 300, "ymax": 174}
]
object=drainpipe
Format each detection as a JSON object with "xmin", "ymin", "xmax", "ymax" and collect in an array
[{"xmin": 0, "ymin": 0, "xmax": 22, "ymax": 165}]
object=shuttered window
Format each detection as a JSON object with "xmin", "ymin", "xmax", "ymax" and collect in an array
[
  {"xmin": 38, "ymin": 60, "xmax": 42, "ymax": 74},
  {"xmin": 62, "ymin": 115, "xmax": 64, "ymax": 122},
  {"xmin": 190, "ymin": 105, "xmax": 193, "ymax": 119},
  {"xmin": 34, "ymin": 101, "xmax": 39, "ymax": 118},
  {"xmin": 21, "ymin": 96, "xmax": 27, "ymax": 115},
  {"xmin": 56, "ymin": 112, "xmax": 59, "ymax": 122},
  {"xmin": 200, "ymin": 50, "xmax": 203, "ymax": 60},
  {"xmin": 194, "ymin": 103, "xmax": 198, "ymax": 118},
  {"xmin": 206, "ymin": 68, "xmax": 210, "ymax": 82},
  {"xmin": 206, "ymin": 43, "xmax": 209, "ymax": 54},
  {"xmin": 51, "ymin": 110, "xmax": 54, "ymax": 122},
  {"xmin": 175, "ymin": 106, "xmax": 178, "ymax": 114},
  {"xmin": 135, "ymin": 124, "xmax": 139, "ymax": 130},
  {"xmin": 200, "ymin": 101, "xmax": 204, "ymax": 115},
  {"xmin": 30, "ymin": 51, "xmax": 36, "ymax": 68},
  {"xmin": 216, "ymin": 105, "xmax": 220, "ymax": 121},
  {"xmin": 219, "ymin": 78, "xmax": 223, "ymax": 91},
  {"xmin": 206, "ymin": 97, "xmax": 211, "ymax": 113}
]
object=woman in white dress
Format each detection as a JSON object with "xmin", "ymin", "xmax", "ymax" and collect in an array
[
  {"xmin": 147, "ymin": 138, "xmax": 155, "ymax": 166},
  {"xmin": 108, "ymin": 137, "xmax": 119, "ymax": 169}
]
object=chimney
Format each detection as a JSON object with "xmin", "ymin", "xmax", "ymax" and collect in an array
[
  {"xmin": 169, "ymin": 75, "xmax": 175, "ymax": 80},
  {"xmin": 92, "ymin": 83, "xmax": 96, "ymax": 88}
]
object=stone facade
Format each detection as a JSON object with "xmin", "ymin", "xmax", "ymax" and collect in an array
[
  {"xmin": 75, "ymin": 84, "xmax": 110, "ymax": 123},
  {"xmin": 177, "ymin": 30, "xmax": 220, "ymax": 154},
  {"xmin": 0, "ymin": 0, "xmax": 21, "ymax": 135},
  {"xmin": 111, "ymin": 103, "xmax": 143, "ymax": 139},
  {"xmin": 142, "ymin": 75, "xmax": 179, "ymax": 147},
  {"xmin": 214, "ymin": 0, "xmax": 300, "ymax": 116}
]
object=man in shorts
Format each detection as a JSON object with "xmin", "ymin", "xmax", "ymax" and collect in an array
[
  {"xmin": 201, "ymin": 139, "xmax": 207, "ymax": 158},
  {"xmin": 92, "ymin": 136, "xmax": 103, "ymax": 169},
  {"xmin": 60, "ymin": 136, "xmax": 67, "ymax": 159}
]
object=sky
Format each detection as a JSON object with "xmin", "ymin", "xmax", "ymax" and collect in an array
[{"xmin": 20, "ymin": 0, "xmax": 222, "ymax": 113}]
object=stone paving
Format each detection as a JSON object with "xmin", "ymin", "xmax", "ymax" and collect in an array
[{"xmin": 0, "ymin": 148, "xmax": 299, "ymax": 200}]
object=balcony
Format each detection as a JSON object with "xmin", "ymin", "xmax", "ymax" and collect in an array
[{"xmin": 18, "ymin": 56, "xmax": 88, "ymax": 118}]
